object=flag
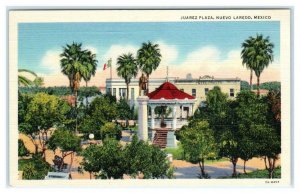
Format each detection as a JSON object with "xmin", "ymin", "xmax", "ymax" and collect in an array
[{"xmin": 103, "ymin": 58, "xmax": 112, "ymax": 71}]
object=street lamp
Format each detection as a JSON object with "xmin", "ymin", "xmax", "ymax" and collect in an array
[{"xmin": 89, "ymin": 133, "xmax": 94, "ymax": 145}]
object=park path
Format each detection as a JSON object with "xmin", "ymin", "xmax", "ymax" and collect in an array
[{"xmin": 172, "ymin": 157, "xmax": 281, "ymax": 179}]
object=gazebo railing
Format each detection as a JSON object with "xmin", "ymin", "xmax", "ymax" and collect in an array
[{"xmin": 148, "ymin": 118, "xmax": 188, "ymax": 129}]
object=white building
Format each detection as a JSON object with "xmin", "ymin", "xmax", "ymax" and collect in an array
[{"xmin": 105, "ymin": 75, "xmax": 241, "ymax": 109}]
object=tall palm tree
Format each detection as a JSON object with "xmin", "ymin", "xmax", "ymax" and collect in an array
[
  {"xmin": 241, "ymin": 35, "xmax": 274, "ymax": 96},
  {"xmin": 241, "ymin": 36, "xmax": 255, "ymax": 89},
  {"xmin": 137, "ymin": 41, "xmax": 161, "ymax": 94},
  {"xmin": 81, "ymin": 50, "xmax": 98, "ymax": 106},
  {"xmin": 18, "ymin": 69, "xmax": 37, "ymax": 86},
  {"xmin": 116, "ymin": 53, "xmax": 138, "ymax": 101},
  {"xmin": 60, "ymin": 42, "xmax": 96, "ymax": 133},
  {"xmin": 60, "ymin": 42, "xmax": 88, "ymax": 105},
  {"xmin": 82, "ymin": 50, "xmax": 98, "ymax": 87}
]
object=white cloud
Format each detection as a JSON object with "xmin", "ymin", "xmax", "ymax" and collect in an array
[
  {"xmin": 40, "ymin": 50, "xmax": 61, "ymax": 74},
  {"xmin": 40, "ymin": 44, "xmax": 280, "ymax": 87},
  {"xmin": 156, "ymin": 41, "xmax": 178, "ymax": 65},
  {"xmin": 83, "ymin": 46, "xmax": 98, "ymax": 55}
]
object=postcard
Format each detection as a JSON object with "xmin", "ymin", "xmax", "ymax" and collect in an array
[{"xmin": 9, "ymin": 9, "xmax": 291, "ymax": 187}]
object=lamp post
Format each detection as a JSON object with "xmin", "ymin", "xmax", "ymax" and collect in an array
[{"xmin": 89, "ymin": 133, "xmax": 94, "ymax": 145}]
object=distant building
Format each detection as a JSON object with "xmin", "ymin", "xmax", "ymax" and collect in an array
[{"xmin": 106, "ymin": 75, "xmax": 241, "ymax": 110}]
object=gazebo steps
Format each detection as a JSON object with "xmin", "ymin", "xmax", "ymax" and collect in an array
[{"xmin": 153, "ymin": 128, "xmax": 168, "ymax": 149}]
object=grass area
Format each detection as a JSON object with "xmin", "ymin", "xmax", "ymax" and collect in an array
[
  {"xmin": 164, "ymin": 146, "xmax": 184, "ymax": 160},
  {"xmin": 163, "ymin": 146, "xmax": 228, "ymax": 164},
  {"xmin": 220, "ymin": 167, "xmax": 281, "ymax": 179}
]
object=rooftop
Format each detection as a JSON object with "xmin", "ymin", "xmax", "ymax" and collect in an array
[{"xmin": 147, "ymin": 82, "xmax": 195, "ymax": 100}]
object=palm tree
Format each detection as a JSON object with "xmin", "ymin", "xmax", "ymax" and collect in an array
[
  {"xmin": 33, "ymin": 77, "xmax": 44, "ymax": 87},
  {"xmin": 18, "ymin": 69, "xmax": 37, "ymax": 86},
  {"xmin": 60, "ymin": 42, "xmax": 96, "ymax": 132},
  {"xmin": 60, "ymin": 42, "xmax": 90, "ymax": 105},
  {"xmin": 116, "ymin": 53, "xmax": 138, "ymax": 101},
  {"xmin": 82, "ymin": 50, "xmax": 98, "ymax": 87},
  {"xmin": 241, "ymin": 36, "xmax": 255, "ymax": 89},
  {"xmin": 137, "ymin": 41, "xmax": 162, "ymax": 94},
  {"xmin": 241, "ymin": 35, "xmax": 274, "ymax": 96},
  {"xmin": 81, "ymin": 50, "xmax": 98, "ymax": 105}
]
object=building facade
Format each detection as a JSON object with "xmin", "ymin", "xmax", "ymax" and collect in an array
[{"xmin": 105, "ymin": 75, "xmax": 241, "ymax": 109}]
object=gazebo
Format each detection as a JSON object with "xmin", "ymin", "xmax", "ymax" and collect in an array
[{"xmin": 147, "ymin": 82, "xmax": 196, "ymax": 148}]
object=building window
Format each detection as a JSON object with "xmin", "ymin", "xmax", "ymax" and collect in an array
[
  {"xmin": 131, "ymin": 88, "xmax": 134, "ymax": 100},
  {"xmin": 107, "ymin": 88, "xmax": 112, "ymax": 95},
  {"xmin": 192, "ymin": 89, "xmax": 196, "ymax": 97},
  {"xmin": 230, "ymin": 88, "xmax": 234, "ymax": 97},
  {"xmin": 113, "ymin": 88, "xmax": 116, "ymax": 96},
  {"xmin": 205, "ymin": 88, "xmax": 209, "ymax": 95},
  {"xmin": 119, "ymin": 88, "xmax": 127, "ymax": 99}
]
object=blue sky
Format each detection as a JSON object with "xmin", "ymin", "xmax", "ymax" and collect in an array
[{"xmin": 18, "ymin": 21, "xmax": 280, "ymax": 86}]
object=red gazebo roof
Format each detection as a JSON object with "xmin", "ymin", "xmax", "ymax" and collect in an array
[{"xmin": 147, "ymin": 82, "xmax": 195, "ymax": 100}]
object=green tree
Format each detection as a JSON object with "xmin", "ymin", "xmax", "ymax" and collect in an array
[
  {"xmin": 178, "ymin": 120, "xmax": 218, "ymax": 178},
  {"xmin": 117, "ymin": 98, "xmax": 134, "ymax": 127},
  {"xmin": 117, "ymin": 53, "xmax": 138, "ymax": 101},
  {"xmin": 235, "ymin": 90, "xmax": 268, "ymax": 173},
  {"xmin": 81, "ymin": 139, "xmax": 125, "ymax": 179},
  {"xmin": 60, "ymin": 43, "xmax": 97, "ymax": 132},
  {"xmin": 100, "ymin": 122, "xmax": 122, "ymax": 140},
  {"xmin": 18, "ymin": 69, "xmax": 37, "ymax": 87},
  {"xmin": 124, "ymin": 135, "xmax": 170, "ymax": 179},
  {"xmin": 241, "ymin": 36, "xmax": 256, "ymax": 89},
  {"xmin": 194, "ymin": 86, "xmax": 230, "ymax": 141},
  {"xmin": 81, "ymin": 50, "xmax": 98, "ymax": 106},
  {"xmin": 79, "ymin": 96, "xmax": 118, "ymax": 138},
  {"xmin": 81, "ymin": 50, "xmax": 98, "ymax": 87},
  {"xmin": 250, "ymin": 124, "xmax": 280, "ymax": 178},
  {"xmin": 21, "ymin": 154, "xmax": 52, "ymax": 180},
  {"xmin": 219, "ymin": 129, "xmax": 240, "ymax": 177},
  {"xmin": 80, "ymin": 144, "xmax": 102, "ymax": 179},
  {"xmin": 18, "ymin": 139, "xmax": 29, "ymax": 157},
  {"xmin": 241, "ymin": 35, "xmax": 274, "ymax": 96},
  {"xmin": 18, "ymin": 93, "xmax": 70, "ymax": 157},
  {"xmin": 48, "ymin": 129, "xmax": 81, "ymax": 172},
  {"xmin": 137, "ymin": 41, "xmax": 162, "ymax": 93}
]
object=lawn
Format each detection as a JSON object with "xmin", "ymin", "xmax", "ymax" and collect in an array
[{"xmin": 163, "ymin": 146, "xmax": 227, "ymax": 163}]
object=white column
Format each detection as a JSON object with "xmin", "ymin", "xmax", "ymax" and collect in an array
[
  {"xmin": 150, "ymin": 105, "xmax": 155, "ymax": 129},
  {"xmin": 172, "ymin": 105, "xmax": 177, "ymax": 130},
  {"xmin": 189, "ymin": 104, "xmax": 193, "ymax": 117},
  {"xmin": 137, "ymin": 96, "xmax": 149, "ymax": 141}
]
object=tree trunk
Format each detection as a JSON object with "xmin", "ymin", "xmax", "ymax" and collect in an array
[
  {"xmin": 85, "ymin": 81, "xmax": 88, "ymax": 107},
  {"xmin": 68, "ymin": 152, "xmax": 74, "ymax": 172},
  {"xmin": 264, "ymin": 156, "xmax": 268, "ymax": 170},
  {"xmin": 89, "ymin": 172, "xmax": 92, "ymax": 179},
  {"xmin": 232, "ymin": 158, "xmax": 238, "ymax": 177},
  {"xmin": 75, "ymin": 90, "xmax": 78, "ymax": 134},
  {"xmin": 257, "ymin": 75, "xmax": 260, "ymax": 97},
  {"xmin": 199, "ymin": 159, "xmax": 206, "ymax": 178},
  {"xmin": 243, "ymin": 160, "xmax": 247, "ymax": 174},
  {"xmin": 34, "ymin": 144, "xmax": 38, "ymax": 154},
  {"xmin": 126, "ymin": 83, "xmax": 129, "ymax": 101},
  {"xmin": 267, "ymin": 156, "xmax": 277, "ymax": 179},
  {"xmin": 146, "ymin": 74, "xmax": 150, "ymax": 94},
  {"xmin": 250, "ymin": 70, "xmax": 253, "ymax": 90}
]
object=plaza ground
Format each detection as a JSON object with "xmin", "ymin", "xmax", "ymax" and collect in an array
[{"xmin": 18, "ymin": 131, "xmax": 281, "ymax": 179}]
